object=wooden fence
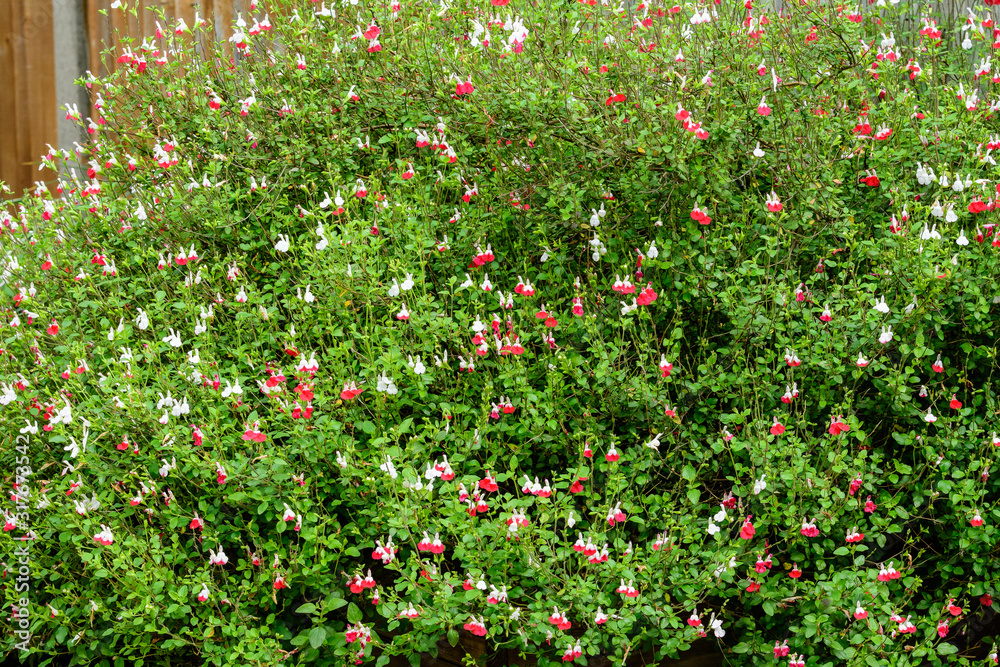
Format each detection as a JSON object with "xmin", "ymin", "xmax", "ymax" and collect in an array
[
  {"xmin": 0, "ymin": 0, "xmax": 57, "ymax": 198},
  {"xmin": 1, "ymin": 0, "xmax": 248, "ymax": 198}
]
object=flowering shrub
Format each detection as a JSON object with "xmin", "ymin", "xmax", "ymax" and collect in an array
[{"xmin": 3, "ymin": 0, "xmax": 1000, "ymax": 665}]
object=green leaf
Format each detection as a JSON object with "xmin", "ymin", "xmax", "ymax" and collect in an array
[
  {"xmin": 296, "ymin": 603, "xmax": 318, "ymax": 614},
  {"xmin": 686, "ymin": 488, "xmax": 700, "ymax": 504},
  {"xmin": 309, "ymin": 627, "xmax": 327, "ymax": 649},
  {"xmin": 762, "ymin": 600, "xmax": 776, "ymax": 616},
  {"xmin": 447, "ymin": 628, "xmax": 459, "ymax": 647},
  {"xmin": 681, "ymin": 465, "xmax": 697, "ymax": 481},
  {"xmin": 937, "ymin": 643, "xmax": 958, "ymax": 655},
  {"xmin": 347, "ymin": 602, "xmax": 362, "ymax": 624}
]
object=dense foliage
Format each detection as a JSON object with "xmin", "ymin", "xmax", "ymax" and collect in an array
[{"xmin": 3, "ymin": 0, "xmax": 1000, "ymax": 665}]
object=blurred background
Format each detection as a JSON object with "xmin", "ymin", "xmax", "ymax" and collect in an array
[{"xmin": 0, "ymin": 0, "xmax": 246, "ymax": 198}]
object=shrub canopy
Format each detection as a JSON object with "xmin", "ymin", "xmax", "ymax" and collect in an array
[{"xmin": 3, "ymin": 0, "xmax": 1000, "ymax": 665}]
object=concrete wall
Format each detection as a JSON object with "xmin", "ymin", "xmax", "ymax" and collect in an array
[{"xmin": 53, "ymin": 0, "xmax": 89, "ymax": 158}]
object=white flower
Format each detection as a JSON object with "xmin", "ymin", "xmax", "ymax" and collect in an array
[
  {"xmin": 408, "ymin": 355, "xmax": 426, "ymax": 375},
  {"xmin": 879, "ymin": 326, "xmax": 893, "ymax": 344},
  {"xmin": 380, "ymin": 456, "xmax": 398, "ymax": 479},
  {"xmin": 753, "ymin": 141, "xmax": 765, "ymax": 158},
  {"xmin": 957, "ymin": 229, "xmax": 969, "ymax": 246},
  {"xmin": 135, "ymin": 307, "xmax": 149, "ymax": 330},
  {"xmin": 647, "ymin": 241, "xmax": 659, "ymax": 259},
  {"xmin": 64, "ymin": 438, "xmax": 81, "ymax": 459},
  {"xmin": 162, "ymin": 328, "xmax": 183, "ymax": 347},
  {"xmin": 644, "ymin": 432, "xmax": 663, "ymax": 451},
  {"xmin": 714, "ymin": 506, "xmax": 727, "ymax": 522},
  {"xmin": 159, "ymin": 457, "xmax": 176, "ymax": 477},
  {"xmin": 916, "ymin": 163, "xmax": 932, "ymax": 185},
  {"xmin": 401, "ymin": 273, "xmax": 415, "ymax": 291},
  {"xmin": 873, "ymin": 296, "xmax": 890, "ymax": 314},
  {"xmin": 460, "ymin": 273, "xmax": 473, "ymax": 289},
  {"xmin": 925, "ymin": 408, "xmax": 937, "ymax": 423},
  {"xmin": 707, "ymin": 519, "xmax": 720, "ymax": 535},
  {"xmin": 274, "ymin": 234, "xmax": 290, "ymax": 253},
  {"xmin": 567, "ymin": 510, "xmax": 577, "ymax": 528},
  {"xmin": 376, "ymin": 372, "xmax": 397, "ymax": 395},
  {"xmin": 753, "ymin": 474, "xmax": 767, "ymax": 495},
  {"xmin": 388, "ymin": 278, "xmax": 400, "ymax": 297},
  {"xmin": 709, "ymin": 613, "xmax": 725, "ymax": 638},
  {"xmin": 221, "ymin": 378, "xmax": 242, "ymax": 398}
]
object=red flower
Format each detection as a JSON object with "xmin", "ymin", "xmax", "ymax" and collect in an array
[
  {"xmin": 739, "ymin": 517, "xmax": 755, "ymax": 540},
  {"xmin": 789, "ymin": 565, "xmax": 802, "ymax": 578},
  {"xmin": 605, "ymin": 90, "xmax": 627, "ymax": 106},
  {"xmin": 479, "ymin": 474, "xmax": 499, "ymax": 493},
  {"xmin": 769, "ymin": 417, "xmax": 785, "ymax": 436}
]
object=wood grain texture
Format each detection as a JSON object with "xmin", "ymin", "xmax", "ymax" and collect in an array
[{"xmin": 0, "ymin": 0, "xmax": 57, "ymax": 197}]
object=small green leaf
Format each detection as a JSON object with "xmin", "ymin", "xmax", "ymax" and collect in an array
[
  {"xmin": 682, "ymin": 465, "xmax": 697, "ymax": 481},
  {"xmin": 296, "ymin": 603, "xmax": 318, "ymax": 614},
  {"xmin": 347, "ymin": 602, "xmax": 362, "ymax": 624},
  {"xmin": 309, "ymin": 627, "xmax": 327, "ymax": 649}
]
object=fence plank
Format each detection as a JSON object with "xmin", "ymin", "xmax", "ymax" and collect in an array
[
  {"xmin": 0, "ymin": 0, "xmax": 57, "ymax": 196},
  {"xmin": 0, "ymin": 0, "xmax": 18, "ymax": 192}
]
